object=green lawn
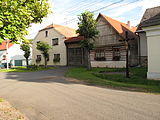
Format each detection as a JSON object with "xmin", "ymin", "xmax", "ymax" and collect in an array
[
  {"xmin": 65, "ymin": 67, "xmax": 160, "ymax": 93},
  {"xmin": 0, "ymin": 66, "xmax": 55, "ymax": 72}
]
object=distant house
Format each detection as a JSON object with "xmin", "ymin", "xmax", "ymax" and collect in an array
[
  {"xmin": 0, "ymin": 40, "xmax": 32, "ymax": 66},
  {"xmin": 137, "ymin": 6, "xmax": 160, "ymax": 80},
  {"xmin": 32, "ymin": 24, "xmax": 77, "ymax": 66},
  {"xmin": 65, "ymin": 13, "xmax": 138, "ymax": 68},
  {"xmin": 137, "ymin": 6, "xmax": 160, "ymax": 66}
]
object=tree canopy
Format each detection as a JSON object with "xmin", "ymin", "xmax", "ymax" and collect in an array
[
  {"xmin": 0, "ymin": 0, "xmax": 50, "ymax": 43},
  {"xmin": 20, "ymin": 43, "xmax": 31, "ymax": 68},
  {"xmin": 76, "ymin": 11, "xmax": 98, "ymax": 50},
  {"xmin": 76, "ymin": 11, "xmax": 99, "ymax": 70},
  {"xmin": 20, "ymin": 43, "xmax": 30, "ymax": 59},
  {"xmin": 36, "ymin": 41, "xmax": 51, "ymax": 67}
]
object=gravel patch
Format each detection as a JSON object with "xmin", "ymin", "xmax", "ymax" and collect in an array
[{"xmin": 0, "ymin": 98, "xmax": 28, "ymax": 120}]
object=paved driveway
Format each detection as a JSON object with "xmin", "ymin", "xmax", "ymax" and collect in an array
[{"xmin": 0, "ymin": 67, "xmax": 160, "ymax": 120}]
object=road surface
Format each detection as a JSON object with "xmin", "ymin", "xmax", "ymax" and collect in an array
[{"xmin": 0, "ymin": 67, "xmax": 160, "ymax": 120}]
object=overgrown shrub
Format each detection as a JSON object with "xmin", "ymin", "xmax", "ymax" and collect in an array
[{"xmin": 28, "ymin": 65, "xmax": 39, "ymax": 70}]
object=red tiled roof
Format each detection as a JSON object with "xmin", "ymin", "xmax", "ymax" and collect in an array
[
  {"xmin": 0, "ymin": 40, "xmax": 13, "ymax": 51},
  {"xmin": 40, "ymin": 24, "xmax": 77, "ymax": 37},
  {"xmin": 65, "ymin": 14, "xmax": 137, "ymax": 43},
  {"xmin": 130, "ymin": 26, "xmax": 137, "ymax": 32},
  {"xmin": 65, "ymin": 36, "xmax": 84, "ymax": 43},
  {"xmin": 98, "ymin": 13, "xmax": 137, "ymax": 39}
]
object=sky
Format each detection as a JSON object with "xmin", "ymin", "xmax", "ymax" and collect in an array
[{"xmin": 26, "ymin": 0, "xmax": 160, "ymax": 39}]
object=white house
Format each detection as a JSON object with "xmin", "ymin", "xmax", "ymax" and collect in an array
[
  {"xmin": 137, "ymin": 6, "xmax": 160, "ymax": 66},
  {"xmin": 0, "ymin": 40, "xmax": 32, "ymax": 66},
  {"xmin": 137, "ymin": 6, "xmax": 160, "ymax": 80},
  {"xmin": 32, "ymin": 24, "xmax": 77, "ymax": 66}
]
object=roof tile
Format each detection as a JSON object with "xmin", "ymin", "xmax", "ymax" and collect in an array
[
  {"xmin": 0, "ymin": 40, "xmax": 13, "ymax": 51},
  {"xmin": 40, "ymin": 24, "xmax": 77, "ymax": 37},
  {"xmin": 99, "ymin": 14, "xmax": 136, "ymax": 39}
]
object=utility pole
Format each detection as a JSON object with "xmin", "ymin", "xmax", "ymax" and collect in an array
[
  {"xmin": 125, "ymin": 31, "xmax": 130, "ymax": 78},
  {"xmin": 6, "ymin": 39, "xmax": 9, "ymax": 70}
]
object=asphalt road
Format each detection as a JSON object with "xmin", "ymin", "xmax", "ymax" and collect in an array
[{"xmin": 0, "ymin": 67, "xmax": 160, "ymax": 120}]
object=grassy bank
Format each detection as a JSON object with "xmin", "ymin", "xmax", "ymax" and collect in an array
[
  {"xmin": 65, "ymin": 67, "xmax": 160, "ymax": 93},
  {"xmin": 0, "ymin": 66, "xmax": 55, "ymax": 72}
]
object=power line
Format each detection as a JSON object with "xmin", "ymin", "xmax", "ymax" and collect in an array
[
  {"xmin": 58, "ymin": 0, "xmax": 91, "ymax": 13},
  {"xmin": 61, "ymin": 0, "xmax": 142, "ymax": 25},
  {"xmin": 92, "ymin": 0, "xmax": 124, "ymax": 13},
  {"xmin": 61, "ymin": 0, "xmax": 124, "ymax": 24},
  {"xmin": 98, "ymin": 0, "xmax": 142, "ymax": 13},
  {"xmin": 65, "ymin": 0, "xmax": 106, "ymax": 16}
]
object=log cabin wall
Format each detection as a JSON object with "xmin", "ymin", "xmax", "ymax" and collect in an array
[
  {"xmin": 90, "ymin": 17, "xmax": 127, "ymax": 66},
  {"xmin": 90, "ymin": 16, "xmax": 138, "ymax": 68},
  {"xmin": 95, "ymin": 17, "xmax": 123, "ymax": 46},
  {"xmin": 65, "ymin": 15, "xmax": 138, "ymax": 68}
]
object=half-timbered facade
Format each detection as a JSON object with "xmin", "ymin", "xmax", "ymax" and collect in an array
[{"xmin": 65, "ymin": 13, "xmax": 138, "ymax": 68}]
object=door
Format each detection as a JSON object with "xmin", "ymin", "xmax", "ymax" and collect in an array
[
  {"xmin": 68, "ymin": 48, "xmax": 83, "ymax": 66},
  {"xmin": 14, "ymin": 60, "xmax": 23, "ymax": 66}
]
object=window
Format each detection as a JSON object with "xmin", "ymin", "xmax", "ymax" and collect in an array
[
  {"xmin": 53, "ymin": 54, "xmax": 60, "ymax": 63},
  {"xmin": 37, "ymin": 55, "xmax": 41, "ymax": 60},
  {"xmin": 47, "ymin": 56, "xmax": 49, "ymax": 61},
  {"xmin": 36, "ymin": 55, "xmax": 41, "ymax": 63},
  {"xmin": 95, "ymin": 49, "xmax": 106, "ymax": 61},
  {"xmin": 3, "ymin": 55, "xmax": 6, "ymax": 60},
  {"xmin": 52, "ymin": 38, "xmax": 59, "ymax": 46},
  {"xmin": 113, "ymin": 48, "xmax": 120, "ymax": 61},
  {"xmin": 37, "ymin": 41, "xmax": 40, "ymax": 44},
  {"xmin": 45, "ymin": 31, "xmax": 48, "ymax": 37}
]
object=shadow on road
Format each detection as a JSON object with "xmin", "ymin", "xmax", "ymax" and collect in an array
[{"xmin": 4, "ymin": 67, "xmax": 77, "ymax": 84}]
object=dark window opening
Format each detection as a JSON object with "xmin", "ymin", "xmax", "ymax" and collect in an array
[
  {"xmin": 45, "ymin": 31, "xmax": 48, "ymax": 37},
  {"xmin": 37, "ymin": 41, "xmax": 40, "ymax": 44},
  {"xmin": 52, "ymin": 38, "xmax": 59, "ymax": 46},
  {"xmin": 113, "ymin": 47, "xmax": 120, "ymax": 61},
  {"xmin": 36, "ymin": 55, "xmax": 41, "ymax": 62},
  {"xmin": 47, "ymin": 56, "xmax": 49, "ymax": 61},
  {"xmin": 95, "ymin": 49, "xmax": 106, "ymax": 61},
  {"xmin": 53, "ymin": 54, "xmax": 60, "ymax": 63}
]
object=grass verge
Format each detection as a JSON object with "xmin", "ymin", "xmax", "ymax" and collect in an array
[
  {"xmin": 65, "ymin": 67, "xmax": 160, "ymax": 93},
  {"xmin": 0, "ymin": 66, "xmax": 55, "ymax": 72}
]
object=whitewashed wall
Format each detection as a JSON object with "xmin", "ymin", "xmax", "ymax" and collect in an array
[
  {"xmin": 32, "ymin": 28, "xmax": 67, "ymax": 66},
  {"xmin": 0, "ymin": 44, "xmax": 32, "ymax": 66},
  {"xmin": 143, "ymin": 25, "xmax": 160, "ymax": 80}
]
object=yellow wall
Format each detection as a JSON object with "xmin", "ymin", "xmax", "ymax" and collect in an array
[{"xmin": 32, "ymin": 28, "xmax": 67, "ymax": 66}]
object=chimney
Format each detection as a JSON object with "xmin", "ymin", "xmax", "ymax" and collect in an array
[{"xmin": 127, "ymin": 21, "xmax": 130, "ymax": 28}]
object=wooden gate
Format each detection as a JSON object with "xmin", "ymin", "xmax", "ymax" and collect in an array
[{"xmin": 68, "ymin": 48, "xmax": 83, "ymax": 66}]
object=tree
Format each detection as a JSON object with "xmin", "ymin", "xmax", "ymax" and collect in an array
[
  {"xmin": 76, "ymin": 11, "xmax": 99, "ymax": 70},
  {"xmin": 36, "ymin": 41, "xmax": 51, "ymax": 68},
  {"xmin": 0, "ymin": 0, "xmax": 50, "ymax": 43},
  {"xmin": 20, "ymin": 43, "xmax": 31, "ymax": 69}
]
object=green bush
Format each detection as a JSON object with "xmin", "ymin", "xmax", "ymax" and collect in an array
[{"xmin": 28, "ymin": 65, "xmax": 39, "ymax": 70}]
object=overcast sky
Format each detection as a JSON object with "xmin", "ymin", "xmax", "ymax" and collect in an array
[{"xmin": 26, "ymin": 0, "xmax": 160, "ymax": 39}]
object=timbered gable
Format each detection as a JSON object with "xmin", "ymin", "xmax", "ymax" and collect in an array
[
  {"xmin": 65, "ymin": 13, "xmax": 138, "ymax": 67},
  {"xmin": 95, "ymin": 16, "xmax": 123, "ymax": 46}
]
